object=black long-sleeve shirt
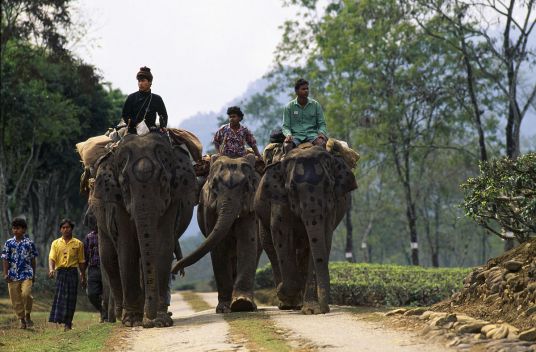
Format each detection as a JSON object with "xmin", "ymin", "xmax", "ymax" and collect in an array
[{"xmin": 121, "ymin": 90, "xmax": 168, "ymax": 129}]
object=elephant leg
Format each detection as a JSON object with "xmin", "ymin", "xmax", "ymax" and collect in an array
[
  {"xmin": 100, "ymin": 268, "xmax": 117, "ymax": 323},
  {"xmin": 98, "ymin": 229, "xmax": 123, "ymax": 322},
  {"xmin": 301, "ymin": 220, "xmax": 331, "ymax": 315},
  {"xmin": 271, "ymin": 205, "xmax": 302, "ymax": 309},
  {"xmin": 230, "ymin": 214, "xmax": 257, "ymax": 312},
  {"xmin": 210, "ymin": 236, "xmax": 235, "ymax": 313},
  {"xmin": 259, "ymin": 219, "xmax": 282, "ymax": 288},
  {"xmin": 301, "ymin": 253, "xmax": 322, "ymax": 314},
  {"xmin": 116, "ymin": 216, "xmax": 144, "ymax": 326}
]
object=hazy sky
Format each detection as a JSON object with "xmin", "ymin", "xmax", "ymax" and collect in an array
[{"xmin": 74, "ymin": 0, "xmax": 294, "ymax": 127}]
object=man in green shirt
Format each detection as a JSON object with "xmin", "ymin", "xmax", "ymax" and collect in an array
[{"xmin": 282, "ymin": 79, "xmax": 328, "ymax": 152}]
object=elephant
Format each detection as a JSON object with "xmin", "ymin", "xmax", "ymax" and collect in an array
[
  {"xmin": 254, "ymin": 146, "xmax": 357, "ymax": 314},
  {"xmin": 172, "ymin": 155, "xmax": 260, "ymax": 313},
  {"xmin": 88, "ymin": 131, "xmax": 197, "ymax": 327}
]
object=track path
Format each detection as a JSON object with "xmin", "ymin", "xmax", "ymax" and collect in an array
[{"xmin": 122, "ymin": 292, "xmax": 452, "ymax": 351}]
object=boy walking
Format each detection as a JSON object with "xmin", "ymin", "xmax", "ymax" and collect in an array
[{"xmin": 1, "ymin": 218, "xmax": 39, "ymax": 329}]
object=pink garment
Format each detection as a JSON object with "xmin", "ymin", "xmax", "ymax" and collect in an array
[{"xmin": 213, "ymin": 124, "xmax": 257, "ymax": 157}]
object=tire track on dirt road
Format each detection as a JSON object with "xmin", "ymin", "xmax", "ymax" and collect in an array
[{"xmin": 123, "ymin": 292, "xmax": 246, "ymax": 352}]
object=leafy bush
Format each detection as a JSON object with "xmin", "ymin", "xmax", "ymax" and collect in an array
[
  {"xmin": 256, "ymin": 262, "xmax": 470, "ymax": 307},
  {"xmin": 461, "ymin": 152, "xmax": 536, "ymax": 243}
]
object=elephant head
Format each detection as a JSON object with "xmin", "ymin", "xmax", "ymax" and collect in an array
[
  {"xmin": 172, "ymin": 154, "xmax": 259, "ymax": 271},
  {"xmin": 113, "ymin": 133, "xmax": 196, "ymax": 320},
  {"xmin": 258, "ymin": 146, "xmax": 357, "ymax": 312}
]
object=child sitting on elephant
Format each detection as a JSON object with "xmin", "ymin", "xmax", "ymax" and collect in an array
[{"xmin": 213, "ymin": 106, "xmax": 262, "ymax": 159}]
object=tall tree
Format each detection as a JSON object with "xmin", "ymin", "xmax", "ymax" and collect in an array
[
  {"xmin": 412, "ymin": 0, "xmax": 536, "ymax": 159},
  {"xmin": 1, "ymin": 0, "xmax": 73, "ymax": 53}
]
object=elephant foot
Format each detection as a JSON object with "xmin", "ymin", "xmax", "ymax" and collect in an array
[
  {"xmin": 301, "ymin": 301, "xmax": 329, "ymax": 315},
  {"xmin": 114, "ymin": 307, "xmax": 123, "ymax": 321},
  {"xmin": 230, "ymin": 294, "xmax": 257, "ymax": 312},
  {"xmin": 122, "ymin": 311, "xmax": 143, "ymax": 327},
  {"xmin": 277, "ymin": 294, "xmax": 303, "ymax": 310},
  {"xmin": 216, "ymin": 301, "xmax": 231, "ymax": 314},
  {"xmin": 142, "ymin": 317, "xmax": 155, "ymax": 328},
  {"xmin": 142, "ymin": 311, "xmax": 173, "ymax": 328},
  {"xmin": 278, "ymin": 302, "xmax": 302, "ymax": 310}
]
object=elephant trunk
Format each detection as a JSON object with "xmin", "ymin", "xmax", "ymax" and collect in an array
[
  {"xmin": 304, "ymin": 218, "xmax": 331, "ymax": 311},
  {"xmin": 172, "ymin": 200, "xmax": 239, "ymax": 272},
  {"xmin": 135, "ymin": 214, "xmax": 159, "ymax": 320}
]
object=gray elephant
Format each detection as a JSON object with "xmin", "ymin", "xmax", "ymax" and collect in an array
[
  {"xmin": 89, "ymin": 132, "xmax": 196, "ymax": 327},
  {"xmin": 255, "ymin": 146, "xmax": 357, "ymax": 314},
  {"xmin": 172, "ymin": 155, "xmax": 259, "ymax": 313}
]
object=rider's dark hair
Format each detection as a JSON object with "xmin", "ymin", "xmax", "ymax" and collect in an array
[{"xmin": 227, "ymin": 106, "xmax": 244, "ymax": 120}]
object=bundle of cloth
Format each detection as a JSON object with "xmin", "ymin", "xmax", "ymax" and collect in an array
[
  {"xmin": 167, "ymin": 128, "xmax": 203, "ymax": 162},
  {"xmin": 325, "ymin": 138, "xmax": 360, "ymax": 169}
]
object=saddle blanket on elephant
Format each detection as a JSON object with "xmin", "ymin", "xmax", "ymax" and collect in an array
[
  {"xmin": 48, "ymin": 268, "xmax": 78, "ymax": 325},
  {"xmin": 76, "ymin": 135, "xmax": 112, "ymax": 168},
  {"xmin": 263, "ymin": 140, "xmax": 359, "ymax": 169},
  {"xmin": 167, "ymin": 128, "xmax": 203, "ymax": 162}
]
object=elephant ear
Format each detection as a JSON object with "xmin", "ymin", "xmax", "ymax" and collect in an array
[
  {"xmin": 261, "ymin": 161, "xmax": 286, "ymax": 203},
  {"xmin": 333, "ymin": 156, "xmax": 357, "ymax": 197},
  {"xmin": 201, "ymin": 162, "xmax": 221, "ymax": 208},
  {"xmin": 169, "ymin": 146, "xmax": 197, "ymax": 206},
  {"xmin": 154, "ymin": 144, "xmax": 174, "ymax": 209}
]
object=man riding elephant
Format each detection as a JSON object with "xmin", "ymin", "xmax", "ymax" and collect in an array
[
  {"xmin": 282, "ymin": 78, "xmax": 328, "ymax": 153},
  {"xmin": 122, "ymin": 66, "xmax": 168, "ymax": 134}
]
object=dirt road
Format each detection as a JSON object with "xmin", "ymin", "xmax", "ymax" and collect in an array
[{"xmin": 120, "ymin": 292, "xmax": 452, "ymax": 351}]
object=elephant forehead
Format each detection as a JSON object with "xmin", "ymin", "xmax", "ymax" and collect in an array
[
  {"xmin": 132, "ymin": 157, "xmax": 155, "ymax": 182},
  {"xmin": 219, "ymin": 170, "xmax": 246, "ymax": 189},
  {"xmin": 292, "ymin": 158, "xmax": 323, "ymax": 185}
]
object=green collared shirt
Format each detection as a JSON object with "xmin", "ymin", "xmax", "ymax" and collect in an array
[{"xmin": 282, "ymin": 97, "xmax": 328, "ymax": 143}]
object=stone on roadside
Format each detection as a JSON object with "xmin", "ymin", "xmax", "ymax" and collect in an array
[
  {"xmin": 430, "ymin": 314, "xmax": 457, "ymax": 327},
  {"xmin": 457, "ymin": 321, "xmax": 488, "ymax": 334},
  {"xmin": 385, "ymin": 308, "xmax": 407, "ymax": 316},
  {"xmin": 518, "ymin": 328, "xmax": 536, "ymax": 341},
  {"xmin": 419, "ymin": 311, "xmax": 436, "ymax": 320},
  {"xmin": 504, "ymin": 260, "xmax": 523, "ymax": 272},
  {"xmin": 403, "ymin": 307, "xmax": 427, "ymax": 316},
  {"xmin": 524, "ymin": 306, "xmax": 536, "ymax": 316},
  {"xmin": 482, "ymin": 324, "xmax": 498, "ymax": 335}
]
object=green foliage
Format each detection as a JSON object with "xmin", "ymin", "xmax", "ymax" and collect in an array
[
  {"xmin": 244, "ymin": 93, "xmax": 283, "ymax": 146},
  {"xmin": 0, "ymin": 37, "xmax": 125, "ymax": 249},
  {"xmin": 1, "ymin": 0, "xmax": 73, "ymax": 53},
  {"xmin": 256, "ymin": 262, "xmax": 470, "ymax": 306},
  {"xmin": 462, "ymin": 153, "xmax": 536, "ymax": 243}
]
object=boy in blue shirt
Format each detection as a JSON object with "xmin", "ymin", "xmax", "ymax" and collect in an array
[{"xmin": 1, "ymin": 218, "xmax": 39, "ymax": 329}]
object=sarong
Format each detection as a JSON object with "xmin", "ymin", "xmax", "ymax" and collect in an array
[{"xmin": 49, "ymin": 268, "xmax": 78, "ymax": 325}]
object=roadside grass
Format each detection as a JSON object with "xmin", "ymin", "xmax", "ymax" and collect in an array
[
  {"xmin": 0, "ymin": 296, "xmax": 120, "ymax": 352},
  {"xmin": 179, "ymin": 291, "xmax": 212, "ymax": 312},
  {"xmin": 224, "ymin": 311, "xmax": 299, "ymax": 352}
]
